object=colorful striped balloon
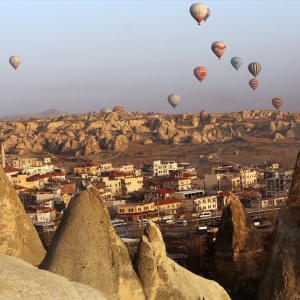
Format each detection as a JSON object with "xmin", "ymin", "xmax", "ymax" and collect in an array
[
  {"xmin": 249, "ymin": 78, "xmax": 259, "ymax": 91},
  {"xmin": 272, "ymin": 97, "xmax": 283, "ymax": 110},
  {"xmin": 248, "ymin": 62, "xmax": 261, "ymax": 78},
  {"xmin": 190, "ymin": 3, "xmax": 208, "ymax": 25},
  {"xmin": 112, "ymin": 106, "xmax": 125, "ymax": 113},
  {"xmin": 194, "ymin": 66, "xmax": 208, "ymax": 83},
  {"xmin": 211, "ymin": 41, "xmax": 226, "ymax": 60}
]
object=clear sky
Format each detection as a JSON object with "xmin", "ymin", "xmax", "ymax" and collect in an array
[{"xmin": 1, "ymin": 0, "xmax": 299, "ymax": 116}]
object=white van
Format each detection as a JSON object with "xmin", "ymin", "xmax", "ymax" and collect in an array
[
  {"xmin": 198, "ymin": 211, "xmax": 211, "ymax": 219},
  {"xmin": 175, "ymin": 219, "xmax": 188, "ymax": 227}
]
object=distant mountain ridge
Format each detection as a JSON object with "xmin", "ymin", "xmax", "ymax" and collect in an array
[{"xmin": 0, "ymin": 109, "xmax": 70, "ymax": 121}]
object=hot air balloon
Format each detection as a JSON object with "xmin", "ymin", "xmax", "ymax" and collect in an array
[
  {"xmin": 168, "ymin": 94, "xmax": 180, "ymax": 109},
  {"xmin": 9, "ymin": 55, "xmax": 21, "ymax": 70},
  {"xmin": 272, "ymin": 97, "xmax": 283, "ymax": 110},
  {"xmin": 190, "ymin": 3, "xmax": 208, "ymax": 25},
  {"xmin": 249, "ymin": 79, "xmax": 259, "ymax": 91},
  {"xmin": 230, "ymin": 57, "xmax": 243, "ymax": 70},
  {"xmin": 203, "ymin": 8, "xmax": 211, "ymax": 22},
  {"xmin": 211, "ymin": 41, "xmax": 226, "ymax": 60},
  {"xmin": 248, "ymin": 62, "xmax": 261, "ymax": 78},
  {"xmin": 112, "ymin": 106, "xmax": 125, "ymax": 113},
  {"xmin": 100, "ymin": 108, "xmax": 112, "ymax": 113},
  {"xmin": 194, "ymin": 66, "xmax": 207, "ymax": 83}
]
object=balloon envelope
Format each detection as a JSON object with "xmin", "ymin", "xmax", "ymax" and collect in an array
[
  {"xmin": 203, "ymin": 8, "xmax": 211, "ymax": 22},
  {"xmin": 231, "ymin": 57, "xmax": 243, "ymax": 70},
  {"xmin": 194, "ymin": 66, "xmax": 207, "ymax": 83},
  {"xmin": 211, "ymin": 41, "xmax": 226, "ymax": 60},
  {"xmin": 112, "ymin": 106, "xmax": 125, "ymax": 113},
  {"xmin": 100, "ymin": 108, "xmax": 112, "ymax": 113},
  {"xmin": 249, "ymin": 79, "xmax": 259, "ymax": 91},
  {"xmin": 190, "ymin": 3, "xmax": 208, "ymax": 25},
  {"xmin": 9, "ymin": 55, "xmax": 21, "ymax": 70},
  {"xmin": 168, "ymin": 94, "xmax": 180, "ymax": 109},
  {"xmin": 248, "ymin": 62, "xmax": 261, "ymax": 78},
  {"xmin": 272, "ymin": 97, "xmax": 283, "ymax": 110}
]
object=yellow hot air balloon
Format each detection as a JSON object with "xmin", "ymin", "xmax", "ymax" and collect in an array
[{"xmin": 9, "ymin": 55, "xmax": 21, "ymax": 70}]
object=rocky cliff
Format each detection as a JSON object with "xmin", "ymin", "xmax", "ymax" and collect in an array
[
  {"xmin": 214, "ymin": 194, "xmax": 267, "ymax": 294},
  {"xmin": 0, "ymin": 110, "xmax": 299, "ymax": 155},
  {"xmin": 0, "ymin": 166, "xmax": 45, "ymax": 266},
  {"xmin": 258, "ymin": 150, "xmax": 300, "ymax": 300}
]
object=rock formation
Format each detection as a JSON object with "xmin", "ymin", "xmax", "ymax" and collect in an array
[
  {"xmin": 0, "ymin": 166, "xmax": 46, "ymax": 266},
  {"xmin": 258, "ymin": 150, "xmax": 300, "ymax": 300},
  {"xmin": 214, "ymin": 194, "xmax": 267, "ymax": 294},
  {"xmin": 0, "ymin": 110, "xmax": 298, "ymax": 155},
  {"xmin": 39, "ymin": 186, "xmax": 231, "ymax": 299},
  {"xmin": 39, "ymin": 187, "xmax": 146, "ymax": 300},
  {"xmin": 134, "ymin": 220, "xmax": 231, "ymax": 300},
  {"xmin": 0, "ymin": 253, "xmax": 109, "ymax": 300}
]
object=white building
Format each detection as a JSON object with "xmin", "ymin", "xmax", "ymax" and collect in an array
[{"xmin": 153, "ymin": 160, "xmax": 178, "ymax": 177}]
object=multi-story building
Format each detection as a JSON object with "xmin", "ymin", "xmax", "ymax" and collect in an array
[
  {"xmin": 204, "ymin": 165, "xmax": 257, "ymax": 191},
  {"xmin": 74, "ymin": 162, "xmax": 99, "ymax": 176},
  {"xmin": 180, "ymin": 195, "xmax": 218, "ymax": 212},
  {"xmin": 153, "ymin": 160, "xmax": 178, "ymax": 177},
  {"xmin": 115, "ymin": 163, "xmax": 135, "ymax": 174},
  {"xmin": 117, "ymin": 201, "xmax": 156, "ymax": 221},
  {"xmin": 99, "ymin": 176, "xmax": 122, "ymax": 197},
  {"xmin": 162, "ymin": 176, "xmax": 191, "ymax": 191},
  {"xmin": 121, "ymin": 176, "xmax": 143, "ymax": 195},
  {"xmin": 12, "ymin": 157, "xmax": 43, "ymax": 168},
  {"xmin": 265, "ymin": 169, "xmax": 293, "ymax": 197}
]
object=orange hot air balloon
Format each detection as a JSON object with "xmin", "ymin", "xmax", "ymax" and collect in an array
[
  {"xmin": 211, "ymin": 41, "xmax": 226, "ymax": 60},
  {"xmin": 194, "ymin": 66, "xmax": 207, "ymax": 83},
  {"xmin": 249, "ymin": 79, "xmax": 259, "ymax": 91},
  {"xmin": 272, "ymin": 97, "xmax": 283, "ymax": 110},
  {"xmin": 9, "ymin": 55, "xmax": 21, "ymax": 70}
]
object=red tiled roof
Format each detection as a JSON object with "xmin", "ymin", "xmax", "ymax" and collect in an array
[
  {"xmin": 51, "ymin": 171, "xmax": 66, "ymax": 176},
  {"xmin": 3, "ymin": 165, "xmax": 21, "ymax": 173},
  {"xmin": 154, "ymin": 197, "xmax": 181, "ymax": 205},
  {"xmin": 26, "ymin": 173, "xmax": 50, "ymax": 181},
  {"xmin": 157, "ymin": 188, "xmax": 176, "ymax": 194}
]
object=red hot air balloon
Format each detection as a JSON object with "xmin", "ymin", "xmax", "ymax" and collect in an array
[
  {"xmin": 272, "ymin": 97, "xmax": 283, "ymax": 110},
  {"xmin": 194, "ymin": 66, "xmax": 207, "ymax": 83},
  {"xmin": 249, "ymin": 79, "xmax": 259, "ymax": 91},
  {"xmin": 112, "ymin": 106, "xmax": 125, "ymax": 113}
]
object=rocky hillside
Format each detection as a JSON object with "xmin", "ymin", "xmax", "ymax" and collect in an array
[{"xmin": 0, "ymin": 110, "xmax": 299, "ymax": 157}]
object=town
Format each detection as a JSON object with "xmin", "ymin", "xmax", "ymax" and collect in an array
[{"xmin": 1, "ymin": 141, "xmax": 290, "ymax": 245}]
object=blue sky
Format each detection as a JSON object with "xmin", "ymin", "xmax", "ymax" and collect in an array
[{"xmin": 1, "ymin": 0, "xmax": 299, "ymax": 116}]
